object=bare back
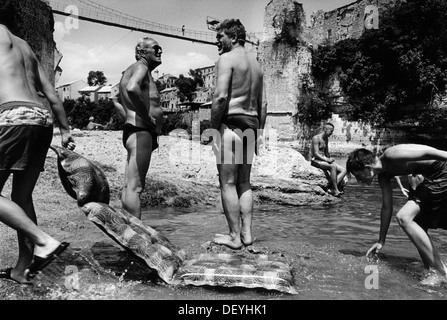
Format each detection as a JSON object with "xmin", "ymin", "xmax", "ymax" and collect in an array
[
  {"xmin": 380, "ymin": 144, "xmax": 447, "ymax": 178},
  {"xmin": 222, "ymin": 47, "xmax": 263, "ymax": 116},
  {"xmin": 0, "ymin": 25, "xmax": 40, "ymax": 105}
]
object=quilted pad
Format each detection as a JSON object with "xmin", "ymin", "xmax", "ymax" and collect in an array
[
  {"xmin": 174, "ymin": 253, "xmax": 297, "ymax": 294},
  {"xmin": 80, "ymin": 202, "xmax": 186, "ymax": 284}
]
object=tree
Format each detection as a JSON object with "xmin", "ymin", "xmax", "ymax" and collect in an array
[
  {"xmin": 311, "ymin": 0, "xmax": 447, "ymax": 126},
  {"xmin": 189, "ymin": 69, "xmax": 204, "ymax": 88},
  {"xmin": 87, "ymin": 70, "xmax": 107, "ymax": 86},
  {"xmin": 175, "ymin": 74, "xmax": 195, "ymax": 102}
]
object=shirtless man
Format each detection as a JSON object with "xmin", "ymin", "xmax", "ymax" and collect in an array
[
  {"xmin": 119, "ymin": 37, "xmax": 163, "ymax": 219},
  {"xmin": 310, "ymin": 123, "xmax": 347, "ymax": 197},
  {"xmin": 0, "ymin": 24, "xmax": 74, "ymax": 283},
  {"xmin": 347, "ymin": 145, "xmax": 447, "ymax": 284},
  {"xmin": 210, "ymin": 19, "xmax": 267, "ymax": 250}
]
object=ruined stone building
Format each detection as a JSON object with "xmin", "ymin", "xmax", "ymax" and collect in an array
[
  {"xmin": 259, "ymin": 0, "xmax": 406, "ymax": 154},
  {"xmin": 0, "ymin": 0, "xmax": 58, "ymax": 86}
]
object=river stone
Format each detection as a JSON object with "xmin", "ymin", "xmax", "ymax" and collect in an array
[
  {"xmin": 80, "ymin": 202, "xmax": 186, "ymax": 284},
  {"xmin": 50, "ymin": 145, "xmax": 110, "ymax": 206}
]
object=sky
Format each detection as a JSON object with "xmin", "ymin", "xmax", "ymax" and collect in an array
[{"xmin": 53, "ymin": 0, "xmax": 356, "ymax": 87}]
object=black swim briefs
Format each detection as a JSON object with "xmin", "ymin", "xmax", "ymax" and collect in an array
[{"xmin": 122, "ymin": 123, "xmax": 159, "ymax": 151}]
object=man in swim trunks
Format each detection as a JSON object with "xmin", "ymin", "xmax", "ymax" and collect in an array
[
  {"xmin": 209, "ymin": 19, "xmax": 267, "ymax": 250},
  {"xmin": 347, "ymin": 145, "xmax": 447, "ymax": 284},
  {"xmin": 310, "ymin": 123, "xmax": 347, "ymax": 197},
  {"xmin": 118, "ymin": 37, "xmax": 163, "ymax": 219},
  {"xmin": 0, "ymin": 23, "xmax": 75, "ymax": 283}
]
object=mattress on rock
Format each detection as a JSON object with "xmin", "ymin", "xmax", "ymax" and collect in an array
[
  {"xmin": 174, "ymin": 253, "xmax": 297, "ymax": 294},
  {"xmin": 52, "ymin": 146, "xmax": 298, "ymax": 294}
]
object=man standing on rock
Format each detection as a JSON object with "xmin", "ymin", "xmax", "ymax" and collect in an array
[
  {"xmin": 209, "ymin": 19, "xmax": 267, "ymax": 250},
  {"xmin": 0, "ymin": 22, "xmax": 74, "ymax": 283},
  {"xmin": 119, "ymin": 37, "xmax": 163, "ymax": 219},
  {"xmin": 310, "ymin": 123, "xmax": 347, "ymax": 197}
]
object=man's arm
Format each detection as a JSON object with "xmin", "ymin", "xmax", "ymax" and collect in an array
[
  {"xmin": 35, "ymin": 61, "xmax": 75, "ymax": 149},
  {"xmin": 0, "ymin": 25, "xmax": 12, "ymax": 50},
  {"xmin": 126, "ymin": 64, "xmax": 153, "ymax": 126},
  {"xmin": 210, "ymin": 56, "xmax": 232, "ymax": 130},
  {"xmin": 257, "ymin": 81, "xmax": 267, "ymax": 134},
  {"xmin": 366, "ymin": 174, "xmax": 393, "ymax": 257},
  {"xmin": 111, "ymin": 93, "xmax": 126, "ymax": 120}
]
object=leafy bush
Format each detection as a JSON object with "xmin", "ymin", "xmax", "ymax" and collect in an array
[
  {"xmin": 311, "ymin": 0, "xmax": 447, "ymax": 126},
  {"xmin": 296, "ymin": 89, "xmax": 333, "ymax": 126}
]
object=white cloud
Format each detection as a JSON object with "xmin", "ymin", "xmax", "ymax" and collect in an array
[
  {"xmin": 56, "ymin": 41, "xmax": 132, "ymax": 86},
  {"xmin": 156, "ymin": 52, "xmax": 216, "ymax": 77},
  {"xmin": 56, "ymin": 42, "xmax": 216, "ymax": 86},
  {"xmin": 54, "ymin": 21, "xmax": 71, "ymax": 44}
]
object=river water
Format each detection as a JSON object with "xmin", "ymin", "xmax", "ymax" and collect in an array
[
  {"xmin": 131, "ymin": 178, "xmax": 447, "ymax": 300},
  {"xmin": 2, "ymin": 172, "xmax": 447, "ymax": 300}
]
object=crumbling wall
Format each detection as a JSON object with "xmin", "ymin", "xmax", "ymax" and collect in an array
[
  {"xmin": 0, "ymin": 0, "xmax": 56, "ymax": 85},
  {"xmin": 259, "ymin": 0, "xmax": 312, "ymax": 140},
  {"xmin": 307, "ymin": 0, "xmax": 393, "ymax": 47}
]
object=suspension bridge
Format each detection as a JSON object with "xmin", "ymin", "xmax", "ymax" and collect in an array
[{"xmin": 47, "ymin": 0, "xmax": 260, "ymax": 46}]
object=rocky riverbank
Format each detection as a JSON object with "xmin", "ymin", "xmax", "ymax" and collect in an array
[{"xmin": 56, "ymin": 130, "xmax": 337, "ymax": 208}]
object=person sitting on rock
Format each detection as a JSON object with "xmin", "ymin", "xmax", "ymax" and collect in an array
[{"xmin": 310, "ymin": 123, "xmax": 347, "ymax": 197}]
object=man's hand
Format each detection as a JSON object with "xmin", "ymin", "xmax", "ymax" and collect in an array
[
  {"xmin": 61, "ymin": 133, "xmax": 76, "ymax": 150},
  {"xmin": 257, "ymin": 135, "xmax": 265, "ymax": 156},
  {"xmin": 366, "ymin": 242, "xmax": 383, "ymax": 260},
  {"xmin": 400, "ymin": 187, "xmax": 409, "ymax": 197},
  {"xmin": 327, "ymin": 157, "xmax": 335, "ymax": 163}
]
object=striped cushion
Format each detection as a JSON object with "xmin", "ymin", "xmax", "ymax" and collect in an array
[
  {"xmin": 174, "ymin": 253, "xmax": 297, "ymax": 294},
  {"xmin": 80, "ymin": 202, "xmax": 186, "ymax": 284}
]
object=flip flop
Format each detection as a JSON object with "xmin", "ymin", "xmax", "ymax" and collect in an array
[
  {"xmin": 0, "ymin": 267, "xmax": 32, "ymax": 285},
  {"xmin": 26, "ymin": 242, "xmax": 70, "ymax": 280}
]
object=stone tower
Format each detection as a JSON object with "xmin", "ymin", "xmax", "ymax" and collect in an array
[
  {"xmin": 0, "ymin": 0, "xmax": 57, "ymax": 85},
  {"xmin": 259, "ymin": 0, "xmax": 312, "ymax": 141}
]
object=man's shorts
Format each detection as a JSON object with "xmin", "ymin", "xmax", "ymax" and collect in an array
[
  {"xmin": 0, "ymin": 101, "xmax": 54, "ymax": 172},
  {"xmin": 410, "ymin": 161, "xmax": 447, "ymax": 230}
]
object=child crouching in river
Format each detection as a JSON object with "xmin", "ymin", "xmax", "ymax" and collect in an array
[{"xmin": 346, "ymin": 144, "xmax": 447, "ymax": 285}]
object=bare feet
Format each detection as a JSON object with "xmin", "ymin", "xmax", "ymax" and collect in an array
[
  {"xmin": 420, "ymin": 268, "xmax": 447, "ymax": 286},
  {"xmin": 329, "ymin": 190, "xmax": 343, "ymax": 197},
  {"xmin": 33, "ymin": 238, "xmax": 61, "ymax": 258},
  {"xmin": 241, "ymin": 233, "xmax": 254, "ymax": 246},
  {"xmin": 213, "ymin": 234, "xmax": 243, "ymax": 250}
]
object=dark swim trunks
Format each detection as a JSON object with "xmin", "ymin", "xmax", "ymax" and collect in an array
[
  {"xmin": 310, "ymin": 158, "xmax": 325, "ymax": 169},
  {"xmin": 0, "ymin": 101, "xmax": 53, "ymax": 172},
  {"xmin": 122, "ymin": 123, "xmax": 159, "ymax": 151},
  {"xmin": 222, "ymin": 114, "xmax": 259, "ymax": 155},
  {"xmin": 410, "ymin": 161, "xmax": 447, "ymax": 230}
]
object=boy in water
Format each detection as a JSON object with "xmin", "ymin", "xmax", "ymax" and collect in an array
[{"xmin": 346, "ymin": 144, "xmax": 447, "ymax": 284}]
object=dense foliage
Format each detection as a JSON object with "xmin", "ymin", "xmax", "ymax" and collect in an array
[
  {"xmin": 174, "ymin": 69, "xmax": 204, "ymax": 102},
  {"xmin": 64, "ymin": 97, "xmax": 205, "ymax": 136},
  {"xmin": 87, "ymin": 70, "xmax": 108, "ymax": 86},
  {"xmin": 311, "ymin": 0, "xmax": 447, "ymax": 127}
]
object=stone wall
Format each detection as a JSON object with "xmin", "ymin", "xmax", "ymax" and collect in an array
[
  {"xmin": 0, "ymin": 0, "xmax": 56, "ymax": 85},
  {"xmin": 259, "ymin": 0, "xmax": 312, "ymax": 140},
  {"xmin": 293, "ymin": 114, "xmax": 410, "ymax": 158},
  {"xmin": 306, "ymin": 0, "xmax": 393, "ymax": 47}
]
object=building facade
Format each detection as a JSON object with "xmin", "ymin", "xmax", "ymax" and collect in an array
[{"xmin": 56, "ymin": 80, "xmax": 88, "ymax": 101}]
